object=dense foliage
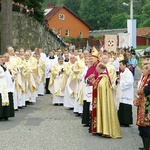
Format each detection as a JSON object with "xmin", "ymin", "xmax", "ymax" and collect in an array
[
  {"xmin": 16, "ymin": 0, "xmax": 150, "ymax": 29},
  {"xmin": 14, "ymin": 0, "xmax": 45, "ymax": 22},
  {"xmin": 43, "ymin": 0, "xmax": 150, "ymax": 29}
]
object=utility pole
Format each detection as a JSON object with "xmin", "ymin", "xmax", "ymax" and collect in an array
[
  {"xmin": 1, "ymin": 0, "xmax": 12, "ymax": 54},
  {"xmin": 130, "ymin": 0, "xmax": 133, "ymax": 19},
  {"xmin": 127, "ymin": 0, "xmax": 136, "ymax": 48}
]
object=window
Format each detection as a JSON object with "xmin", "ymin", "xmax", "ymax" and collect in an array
[
  {"xmin": 66, "ymin": 29, "xmax": 69, "ymax": 36},
  {"xmin": 80, "ymin": 31, "xmax": 83, "ymax": 38},
  {"xmin": 58, "ymin": 28, "xmax": 61, "ymax": 35},
  {"xmin": 59, "ymin": 14, "xmax": 65, "ymax": 20}
]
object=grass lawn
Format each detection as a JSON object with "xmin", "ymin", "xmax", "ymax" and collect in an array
[
  {"xmin": 137, "ymin": 58, "xmax": 142, "ymax": 68},
  {"xmin": 136, "ymin": 45, "xmax": 150, "ymax": 68},
  {"xmin": 136, "ymin": 45, "xmax": 149, "ymax": 50}
]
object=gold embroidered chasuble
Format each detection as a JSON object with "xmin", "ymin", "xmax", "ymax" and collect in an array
[
  {"xmin": 92, "ymin": 74, "xmax": 122, "ymax": 138},
  {"xmin": 106, "ymin": 63, "xmax": 116, "ymax": 89},
  {"xmin": 62, "ymin": 62, "xmax": 75, "ymax": 91},
  {"xmin": 25, "ymin": 56, "xmax": 38, "ymax": 93},
  {"xmin": 37, "ymin": 59, "xmax": 45, "ymax": 85},
  {"xmin": 48, "ymin": 63, "xmax": 65, "ymax": 96},
  {"xmin": 66, "ymin": 58, "xmax": 85, "ymax": 98},
  {"xmin": 6, "ymin": 56, "xmax": 25, "ymax": 93}
]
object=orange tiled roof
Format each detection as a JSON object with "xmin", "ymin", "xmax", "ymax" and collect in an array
[{"xmin": 137, "ymin": 27, "xmax": 150, "ymax": 36}]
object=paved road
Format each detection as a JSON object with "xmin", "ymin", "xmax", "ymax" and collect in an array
[{"xmin": 0, "ymin": 68, "xmax": 142, "ymax": 150}]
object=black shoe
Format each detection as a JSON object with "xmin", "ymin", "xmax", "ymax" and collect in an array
[
  {"xmin": 120, "ymin": 124, "xmax": 130, "ymax": 127},
  {"xmin": 124, "ymin": 124, "xmax": 129, "ymax": 127},
  {"xmin": 18, "ymin": 106, "xmax": 22, "ymax": 109},
  {"xmin": 26, "ymin": 101, "xmax": 30, "ymax": 105},
  {"xmin": 54, "ymin": 104, "xmax": 59, "ymax": 106},
  {"xmin": 45, "ymin": 92, "xmax": 50, "ymax": 94},
  {"xmin": 68, "ymin": 108, "xmax": 74, "ymax": 110},
  {"xmin": 38, "ymin": 94, "xmax": 44, "ymax": 96},
  {"xmin": 75, "ymin": 113, "xmax": 82, "ymax": 117},
  {"xmin": 139, "ymin": 148, "xmax": 144, "ymax": 150},
  {"xmin": 27, "ymin": 102, "xmax": 34, "ymax": 105}
]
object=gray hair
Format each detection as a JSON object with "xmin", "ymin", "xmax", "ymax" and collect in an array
[{"xmin": 58, "ymin": 56, "xmax": 64, "ymax": 60}]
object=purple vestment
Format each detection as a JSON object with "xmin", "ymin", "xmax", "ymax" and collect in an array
[{"xmin": 84, "ymin": 61, "xmax": 99, "ymax": 86}]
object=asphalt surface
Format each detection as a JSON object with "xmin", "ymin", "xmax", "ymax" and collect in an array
[{"xmin": 0, "ymin": 67, "xmax": 142, "ymax": 150}]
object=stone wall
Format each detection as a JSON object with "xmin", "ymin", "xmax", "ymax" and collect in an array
[{"xmin": 0, "ymin": 12, "xmax": 65, "ymax": 54}]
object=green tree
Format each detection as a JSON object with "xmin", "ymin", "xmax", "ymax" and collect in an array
[
  {"xmin": 56, "ymin": 0, "xmax": 64, "ymax": 5},
  {"xmin": 43, "ymin": 0, "xmax": 81, "ymax": 15},
  {"xmin": 60, "ymin": 0, "xmax": 81, "ymax": 15},
  {"xmin": 25, "ymin": 0, "xmax": 45, "ymax": 22},
  {"xmin": 142, "ymin": 19, "xmax": 150, "ymax": 27},
  {"xmin": 79, "ymin": 0, "xmax": 119, "ymax": 29},
  {"xmin": 14, "ymin": 0, "xmax": 45, "ymax": 22},
  {"xmin": 137, "ymin": 0, "xmax": 150, "ymax": 27},
  {"xmin": 43, "ymin": 0, "xmax": 58, "ymax": 8},
  {"xmin": 142, "ymin": 0, "xmax": 150, "ymax": 17},
  {"xmin": 133, "ymin": 0, "xmax": 147, "ymax": 15},
  {"xmin": 42, "ymin": 0, "xmax": 148, "ymax": 29},
  {"xmin": 110, "ymin": 13, "xmax": 129, "ymax": 29}
]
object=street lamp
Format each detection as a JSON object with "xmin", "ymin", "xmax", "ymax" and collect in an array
[
  {"xmin": 127, "ymin": 0, "xmax": 136, "ymax": 48},
  {"xmin": 123, "ymin": 1, "xmax": 136, "ymax": 48},
  {"xmin": 122, "ymin": 2, "xmax": 129, "ymax": 7}
]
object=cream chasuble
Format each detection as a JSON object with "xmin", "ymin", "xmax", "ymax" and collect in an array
[
  {"xmin": 6, "ymin": 56, "xmax": 25, "ymax": 93},
  {"xmin": 93, "ymin": 74, "xmax": 122, "ymax": 138},
  {"xmin": 37, "ymin": 59, "xmax": 45, "ymax": 85},
  {"xmin": 66, "ymin": 60, "xmax": 83, "ymax": 98},
  {"xmin": 25, "ymin": 56, "xmax": 38, "ymax": 93},
  {"xmin": 48, "ymin": 63, "xmax": 65, "ymax": 96}
]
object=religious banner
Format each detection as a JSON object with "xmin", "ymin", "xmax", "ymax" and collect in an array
[
  {"xmin": 104, "ymin": 35, "xmax": 117, "ymax": 52},
  {"xmin": 118, "ymin": 33, "xmax": 129, "ymax": 48}
]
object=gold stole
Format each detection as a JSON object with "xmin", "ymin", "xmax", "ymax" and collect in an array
[
  {"xmin": 48, "ymin": 64, "xmax": 64, "ymax": 95},
  {"xmin": 66, "ymin": 61, "xmax": 83, "ymax": 98},
  {"xmin": 37, "ymin": 59, "xmax": 45, "ymax": 85},
  {"xmin": 106, "ymin": 63, "xmax": 116, "ymax": 90},
  {"xmin": 61, "ymin": 62, "xmax": 74, "ymax": 91},
  {"xmin": 28, "ymin": 57, "xmax": 38, "ymax": 93}
]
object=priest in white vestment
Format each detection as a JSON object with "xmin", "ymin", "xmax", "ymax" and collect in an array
[
  {"xmin": 24, "ymin": 51, "xmax": 38, "ymax": 103},
  {"xmin": 2, "ymin": 57, "xmax": 15, "ymax": 117},
  {"xmin": 48, "ymin": 57, "xmax": 65, "ymax": 105},
  {"xmin": 73, "ymin": 52, "xmax": 86, "ymax": 114},
  {"xmin": 74, "ymin": 58, "xmax": 89, "ymax": 116},
  {"xmin": 45, "ymin": 51, "xmax": 56, "ymax": 94},
  {"xmin": 117, "ymin": 60, "xmax": 134, "ymax": 127},
  {"xmin": 33, "ymin": 53, "xmax": 45, "ymax": 96},
  {"xmin": 63, "ymin": 55, "xmax": 81, "ymax": 109},
  {"xmin": 0, "ymin": 55, "xmax": 12, "ymax": 120},
  {"xmin": 4, "ymin": 52, "xmax": 25, "ymax": 109}
]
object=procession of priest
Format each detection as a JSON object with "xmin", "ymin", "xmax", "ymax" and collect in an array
[{"xmin": 0, "ymin": 45, "xmax": 150, "ymax": 150}]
